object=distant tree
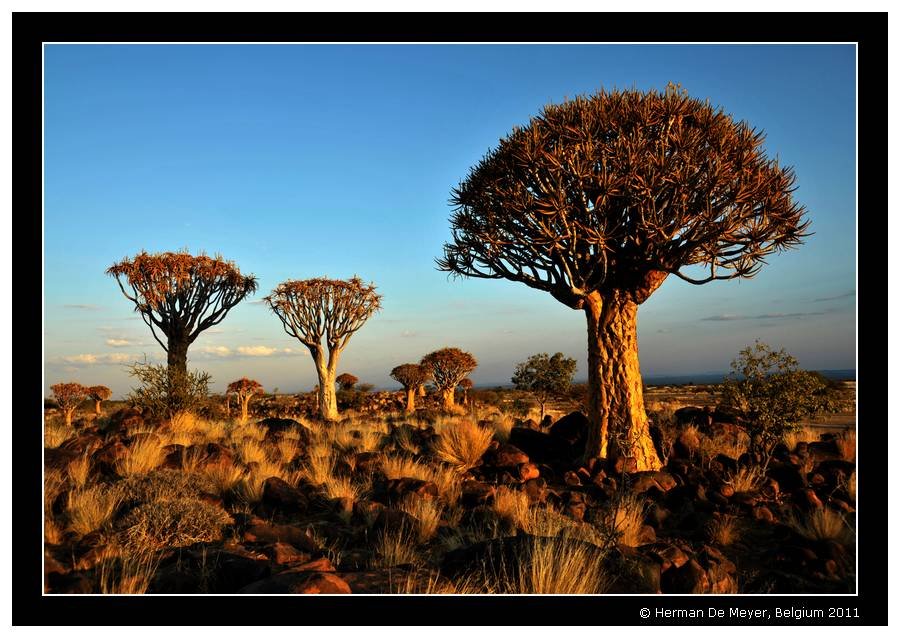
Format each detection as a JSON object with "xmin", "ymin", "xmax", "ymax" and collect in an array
[
  {"xmin": 51, "ymin": 382, "xmax": 87, "ymax": 427},
  {"xmin": 107, "ymin": 251, "xmax": 257, "ymax": 378},
  {"xmin": 421, "ymin": 348, "xmax": 478, "ymax": 410},
  {"xmin": 512, "ymin": 352, "xmax": 578, "ymax": 421},
  {"xmin": 437, "ymin": 85, "xmax": 809, "ymax": 469},
  {"xmin": 227, "ymin": 378, "xmax": 264, "ymax": 424},
  {"xmin": 266, "ymin": 277, "xmax": 381, "ymax": 421},
  {"xmin": 86, "ymin": 385, "xmax": 113, "ymax": 415},
  {"xmin": 336, "ymin": 373, "xmax": 359, "ymax": 391},
  {"xmin": 458, "ymin": 378, "xmax": 474, "ymax": 405},
  {"xmin": 721, "ymin": 341, "xmax": 849, "ymax": 466},
  {"xmin": 417, "ymin": 367, "xmax": 433, "ymax": 398},
  {"xmin": 390, "ymin": 364, "xmax": 429, "ymax": 413}
]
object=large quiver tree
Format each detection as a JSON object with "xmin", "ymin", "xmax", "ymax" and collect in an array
[
  {"xmin": 390, "ymin": 364, "xmax": 429, "ymax": 413},
  {"xmin": 437, "ymin": 85, "xmax": 809, "ymax": 470},
  {"xmin": 107, "ymin": 251, "xmax": 258, "ymax": 377},
  {"xmin": 420, "ymin": 348, "xmax": 478, "ymax": 410},
  {"xmin": 266, "ymin": 277, "xmax": 381, "ymax": 421}
]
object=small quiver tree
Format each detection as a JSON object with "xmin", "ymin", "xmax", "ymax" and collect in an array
[
  {"xmin": 335, "ymin": 373, "xmax": 359, "ymax": 392},
  {"xmin": 51, "ymin": 383, "xmax": 87, "ymax": 427},
  {"xmin": 227, "ymin": 378, "xmax": 264, "ymax": 424},
  {"xmin": 107, "ymin": 251, "xmax": 258, "ymax": 379},
  {"xmin": 512, "ymin": 353, "xmax": 577, "ymax": 421},
  {"xmin": 458, "ymin": 378, "xmax": 473, "ymax": 406},
  {"xmin": 437, "ymin": 85, "xmax": 809, "ymax": 470},
  {"xmin": 266, "ymin": 277, "xmax": 382, "ymax": 421},
  {"xmin": 420, "ymin": 348, "xmax": 478, "ymax": 411},
  {"xmin": 86, "ymin": 385, "xmax": 113, "ymax": 416},
  {"xmin": 390, "ymin": 364, "xmax": 429, "ymax": 413}
]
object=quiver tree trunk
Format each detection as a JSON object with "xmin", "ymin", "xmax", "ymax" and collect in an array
[
  {"xmin": 440, "ymin": 387, "xmax": 455, "ymax": 410},
  {"xmin": 94, "ymin": 400, "xmax": 102, "ymax": 415},
  {"xmin": 167, "ymin": 337, "xmax": 189, "ymax": 377},
  {"xmin": 312, "ymin": 348, "xmax": 340, "ymax": 422},
  {"xmin": 64, "ymin": 409, "xmax": 75, "ymax": 427},
  {"xmin": 418, "ymin": 384, "xmax": 426, "ymax": 397},
  {"xmin": 240, "ymin": 397, "xmax": 250, "ymax": 423},
  {"xmin": 405, "ymin": 387, "xmax": 416, "ymax": 413},
  {"xmin": 583, "ymin": 291, "xmax": 661, "ymax": 471}
]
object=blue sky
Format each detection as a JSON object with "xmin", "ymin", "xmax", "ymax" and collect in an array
[{"xmin": 43, "ymin": 44, "xmax": 856, "ymax": 397}]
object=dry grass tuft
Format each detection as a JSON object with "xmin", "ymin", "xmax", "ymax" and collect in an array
[
  {"xmin": 45, "ymin": 420, "xmax": 75, "ymax": 448},
  {"xmin": 789, "ymin": 508, "xmax": 853, "ymax": 545},
  {"xmin": 321, "ymin": 475, "xmax": 360, "ymax": 502},
  {"xmin": 516, "ymin": 537, "xmax": 612, "ymax": 594},
  {"xmin": 726, "ymin": 466, "xmax": 765, "ymax": 493},
  {"xmin": 67, "ymin": 485, "xmax": 123, "ymax": 536},
  {"xmin": 67, "ymin": 453, "xmax": 93, "ymax": 489},
  {"xmin": 836, "ymin": 430, "xmax": 856, "ymax": 462},
  {"xmin": 492, "ymin": 487, "xmax": 530, "ymax": 528},
  {"xmin": 275, "ymin": 438, "xmax": 301, "ymax": 464},
  {"xmin": 846, "ymin": 471, "xmax": 856, "ymax": 502},
  {"xmin": 381, "ymin": 455, "xmax": 434, "ymax": 482},
  {"xmin": 200, "ymin": 463, "xmax": 246, "ymax": 497},
  {"xmin": 782, "ymin": 427, "xmax": 819, "ymax": 451},
  {"xmin": 117, "ymin": 436, "xmax": 167, "ymax": 476},
  {"xmin": 707, "ymin": 514, "xmax": 740, "ymax": 546},
  {"xmin": 399, "ymin": 495, "xmax": 444, "ymax": 542},
  {"xmin": 119, "ymin": 498, "xmax": 231, "ymax": 551},
  {"xmin": 431, "ymin": 420, "xmax": 493, "ymax": 472},
  {"xmin": 603, "ymin": 493, "xmax": 647, "ymax": 547},
  {"xmin": 235, "ymin": 438, "xmax": 269, "ymax": 466},
  {"xmin": 372, "ymin": 522, "xmax": 422, "ymax": 568},
  {"xmin": 97, "ymin": 546, "xmax": 160, "ymax": 594},
  {"xmin": 45, "ymin": 516, "xmax": 65, "ymax": 545},
  {"xmin": 45, "ymin": 469, "xmax": 66, "ymax": 511}
]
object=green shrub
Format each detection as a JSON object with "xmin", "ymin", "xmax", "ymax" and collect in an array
[{"xmin": 126, "ymin": 360, "xmax": 211, "ymax": 419}]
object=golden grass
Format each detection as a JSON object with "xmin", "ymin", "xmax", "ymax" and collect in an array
[
  {"xmin": 707, "ymin": 514, "xmax": 740, "ymax": 546},
  {"xmin": 67, "ymin": 485, "xmax": 123, "ymax": 536},
  {"xmin": 492, "ymin": 487, "xmax": 530, "ymax": 528},
  {"xmin": 117, "ymin": 436, "xmax": 167, "ymax": 476},
  {"xmin": 782, "ymin": 427, "xmax": 819, "ymax": 451},
  {"xmin": 726, "ymin": 466, "xmax": 765, "ymax": 493},
  {"xmin": 119, "ymin": 498, "xmax": 231, "ymax": 551},
  {"xmin": 97, "ymin": 546, "xmax": 159, "ymax": 594},
  {"xmin": 45, "ymin": 516, "xmax": 65, "ymax": 545},
  {"xmin": 229, "ymin": 422, "xmax": 268, "ymax": 443},
  {"xmin": 235, "ymin": 438, "xmax": 269, "ymax": 466},
  {"xmin": 700, "ymin": 432, "xmax": 749, "ymax": 460},
  {"xmin": 303, "ymin": 446, "xmax": 336, "ymax": 485},
  {"xmin": 431, "ymin": 420, "xmax": 493, "ymax": 473},
  {"xmin": 381, "ymin": 455, "xmax": 434, "ymax": 482},
  {"xmin": 372, "ymin": 523, "xmax": 421, "ymax": 568},
  {"xmin": 837, "ymin": 430, "xmax": 856, "ymax": 462},
  {"xmin": 399, "ymin": 494, "xmax": 444, "ymax": 543},
  {"xmin": 44, "ymin": 419, "xmax": 75, "ymax": 448},
  {"xmin": 67, "ymin": 453, "xmax": 93, "ymax": 489},
  {"xmin": 321, "ymin": 475, "xmax": 360, "ymax": 502},
  {"xmin": 512, "ymin": 536, "xmax": 612, "ymax": 594},
  {"xmin": 390, "ymin": 570, "xmax": 483, "ymax": 594},
  {"xmin": 847, "ymin": 471, "xmax": 856, "ymax": 501},
  {"xmin": 200, "ymin": 463, "xmax": 246, "ymax": 497},
  {"xmin": 604, "ymin": 493, "xmax": 647, "ymax": 547},
  {"xmin": 275, "ymin": 438, "xmax": 301, "ymax": 464},
  {"xmin": 789, "ymin": 508, "xmax": 854, "ymax": 545},
  {"xmin": 391, "ymin": 426, "xmax": 421, "ymax": 456},
  {"xmin": 44, "ymin": 469, "xmax": 66, "ymax": 512}
]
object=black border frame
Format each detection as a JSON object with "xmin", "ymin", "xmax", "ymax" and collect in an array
[{"xmin": 14, "ymin": 11, "xmax": 887, "ymax": 626}]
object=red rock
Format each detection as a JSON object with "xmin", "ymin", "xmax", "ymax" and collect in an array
[
  {"xmin": 287, "ymin": 556, "xmax": 335, "ymax": 572},
  {"xmin": 795, "ymin": 488, "xmax": 824, "ymax": 509},
  {"xmin": 243, "ymin": 523, "xmax": 318, "ymax": 552},
  {"xmin": 494, "ymin": 443, "xmax": 529, "ymax": 468},
  {"xmin": 238, "ymin": 571, "xmax": 351, "ymax": 594},
  {"xmin": 563, "ymin": 471, "xmax": 582, "ymax": 486},
  {"xmin": 261, "ymin": 477, "xmax": 308, "ymax": 513},
  {"xmin": 649, "ymin": 544, "xmax": 689, "ymax": 571},
  {"xmin": 522, "ymin": 478, "xmax": 547, "ymax": 503},
  {"xmin": 460, "ymin": 481, "xmax": 495, "ymax": 507},
  {"xmin": 266, "ymin": 542, "xmax": 312, "ymax": 565},
  {"xmin": 661, "ymin": 559, "xmax": 710, "ymax": 593},
  {"xmin": 386, "ymin": 477, "xmax": 439, "ymax": 502},
  {"xmin": 549, "ymin": 412, "xmax": 588, "ymax": 445},
  {"xmin": 753, "ymin": 506, "xmax": 775, "ymax": 523},
  {"xmin": 517, "ymin": 462, "xmax": 540, "ymax": 481}
]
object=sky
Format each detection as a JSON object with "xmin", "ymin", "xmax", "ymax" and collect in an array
[{"xmin": 43, "ymin": 44, "xmax": 856, "ymax": 398}]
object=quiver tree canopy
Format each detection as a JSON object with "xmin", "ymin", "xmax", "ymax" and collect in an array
[
  {"xmin": 437, "ymin": 85, "xmax": 810, "ymax": 469},
  {"xmin": 227, "ymin": 377, "xmax": 264, "ymax": 423},
  {"xmin": 420, "ymin": 348, "xmax": 478, "ymax": 410},
  {"xmin": 86, "ymin": 385, "xmax": 113, "ymax": 415},
  {"xmin": 107, "ymin": 251, "xmax": 258, "ymax": 375},
  {"xmin": 335, "ymin": 373, "xmax": 359, "ymax": 391},
  {"xmin": 266, "ymin": 277, "xmax": 382, "ymax": 421},
  {"xmin": 51, "ymin": 382, "xmax": 87, "ymax": 426},
  {"xmin": 390, "ymin": 363, "xmax": 429, "ymax": 413}
]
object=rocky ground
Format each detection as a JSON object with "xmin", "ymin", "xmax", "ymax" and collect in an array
[{"xmin": 43, "ymin": 392, "xmax": 856, "ymax": 594}]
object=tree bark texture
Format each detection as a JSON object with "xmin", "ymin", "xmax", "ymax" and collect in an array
[
  {"xmin": 418, "ymin": 384, "xmax": 426, "ymax": 397},
  {"xmin": 64, "ymin": 409, "xmax": 75, "ymax": 427},
  {"xmin": 313, "ymin": 348, "xmax": 340, "ymax": 421},
  {"xmin": 94, "ymin": 400, "xmax": 102, "ymax": 415},
  {"xmin": 240, "ymin": 398, "xmax": 250, "ymax": 424},
  {"xmin": 167, "ymin": 337, "xmax": 189, "ymax": 377},
  {"xmin": 441, "ymin": 387, "xmax": 455, "ymax": 410},
  {"xmin": 583, "ymin": 291, "xmax": 661, "ymax": 471},
  {"xmin": 405, "ymin": 388, "xmax": 416, "ymax": 413}
]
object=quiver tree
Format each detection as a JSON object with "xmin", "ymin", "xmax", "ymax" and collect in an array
[
  {"xmin": 107, "ymin": 251, "xmax": 258, "ymax": 378},
  {"xmin": 390, "ymin": 364, "xmax": 429, "ymax": 413},
  {"xmin": 266, "ymin": 277, "xmax": 382, "ymax": 421},
  {"xmin": 335, "ymin": 373, "xmax": 359, "ymax": 391},
  {"xmin": 437, "ymin": 85, "xmax": 809, "ymax": 470},
  {"xmin": 227, "ymin": 378, "xmax": 264, "ymax": 424},
  {"xmin": 458, "ymin": 378, "xmax": 473, "ymax": 405},
  {"xmin": 86, "ymin": 385, "xmax": 112, "ymax": 415},
  {"xmin": 512, "ymin": 352, "xmax": 577, "ymax": 421},
  {"xmin": 420, "ymin": 348, "xmax": 478, "ymax": 410},
  {"xmin": 50, "ymin": 382, "xmax": 87, "ymax": 427}
]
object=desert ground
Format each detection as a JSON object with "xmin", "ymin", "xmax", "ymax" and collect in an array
[{"xmin": 43, "ymin": 381, "xmax": 856, "ymax": 595}]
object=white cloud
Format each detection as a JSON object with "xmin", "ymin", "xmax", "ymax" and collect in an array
[
  {"xmin": 60, "ymin": 352, "xmax": 138, "ymax": 366},
  {"xmin": 200, "ymin": 345, "xmax": 233, "ymax": 357},
  {"xmin": 237, "ymin": 346, "xmax": 278, "ymax": 357},
  {"xmin": 105, "ymin": 338, "xmax": 132, "ymax": 347}
]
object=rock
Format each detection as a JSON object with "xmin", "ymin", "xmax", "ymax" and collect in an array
[
  {"xmin": 43, "ymin": 447, "xmax": 81, "ymax": 471},
  {"xmin": 517, "ymin": 462, "xmax": 540, "ymax": 482},
  {"xmin": 289, "ymin": 556, "xmax": 336, "ymax": 572},
  {"xmin": 60, "ymin": 434, "xmax": 104, "ymax": 455},
  {"xmin": 549, "ymin": 411, "xmax": 589, "ymax": 446},
  {"xmin": 257, "ymin": 417, "xmax": 310, "ymax": 444},
  {"xmin": 264, "ymin": 542, "xmax": 312, "ymax": 566},
  {"xmin": 353, "ymin": 500, "xmax": 385, "ymax": 526},
  {"xmin": 353, "ymin": 451, "xmax": 381, "ymax": 474},
  {"xmin": 563, "ymin": 471, "xmax": 582, "ymax": 486},
  {"xmin": 647, "ymin": 543, "xmax": 689, "ymax": 571},
  {"xmin": 661, "ymin": 558, "xmax": 710, "ymax": 594},
  {"xmin": 238, "ymin": 571, "xmax": 351, "ymax": 594},
  {"xmin": 107, "ymin": 407, "xmax": 144, "ymax": 432},
  {"xmin": 794, "ymin": 488, "xmax": 824, "ymax": 509},
  {"xmin": 242, "ymin": 523, "xmax": 318, "ymax": 552},
  {"xmin": 385, "ymin": 478, "xmax": 438, "ymax": 502},
  {"xmin": 731, "ymin": 491, "xmax": 758, "ymax": 507},
  {"xmin": 674, "ymin": 429, "xmax": 701, "ymax": 458},
  {"xmin": 493, "ymin": 444, "xmax": 530, "ymax": 468},
  {"xmin": 261, "ymin": 477, "xmax": 308, "ymax": 514},
  {"xmin": 612, "ymin": 455, "xmax": 638, "ymax": 474},
  {"xmin": 373, "ymin": 508, "xmax": 419, "ymax": 534},
  {"xmin": 460, "ymin": 481, "xmax": 496, "ymax": 507},
  {"xmin": 508, "ymin": 427, "xmax": 575, "ymax": 464},
  {"xmin": 631, "ymin": 471, "xmax": 676, "ymax": 495},
  {"xmin": 753, "ymin": 506, "xmax": 776, "ymax": 523},
  {"xmin": 674, "ymin": 406, "xmax": 713, "ymax": 429},
  {"xmin": 767, "ymin": 463, "xmax": 807, "ymax": 491},
  {"xmin": 637, "ymin": 524, "xmax": 657, "ymax": 545},
  {"xmin": 522, "ymin": 478, "xmax": 547, "ymax": 503}
]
